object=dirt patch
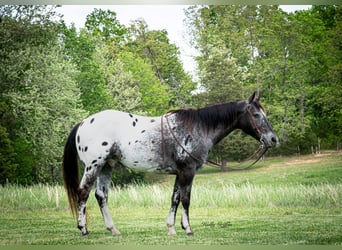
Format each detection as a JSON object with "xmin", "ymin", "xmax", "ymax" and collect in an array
[
  {"xmin": 264, "ymin": 151, "xmax": 342, "ymax": 170},
  {"xmin": 265, "ymin": 157, "xmax": 321, "ymax": 170}
]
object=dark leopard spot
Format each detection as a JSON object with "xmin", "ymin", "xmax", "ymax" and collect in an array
[
  {"xmin": 135, "ymin": 140, "xmax": 138, "ymax": 143},
  {"xmin": 77, "ymin": 135, "xmax": 80, "ymax": 143},
  {"xmin": 141, "ymin": 130, "xmax": 145, "ymax": 133},
  {"xmin": 135, "ymin": 118, "xmax": 138, "ymax": 122},
  {"xmin": 92, "ymin": 160, "xmax": 97, "ymax": 164},
  {"xmin": 134, "ymin": 161, "xmax": 139, "ymax": 163},
  {"xmin": 84, "ymin": 146, "xmax": 88, "ymax": 152},
  {"xmin": 129, "ymin": 114, "xmax": 133, "ymax": 118},
  {"xmin": 102, "ymin": 141, "xmax": 108, "ymax": 146},
  {"xmin": 90, "ymin": 118, "xmax": 95, "ymax": 124},
  {"xmin": 151, "ymin": 140, "xmax": 155, "ymax": 144},
  {"xmin": 150, "ymin": 119, "xmax": 155, "ymax": 123},
  {"xmin": 133, "ymin": 121, "xmax": 136, "ymax": 127}
]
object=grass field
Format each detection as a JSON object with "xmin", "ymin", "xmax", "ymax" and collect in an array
[{"xmin": 0, "ymin": 152, "xmax": 341, "ymax": 245}]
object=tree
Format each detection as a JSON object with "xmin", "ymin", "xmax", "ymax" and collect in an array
[
  {"xmin": 117, "ymin": 51, "xmax": 170, "ymax": 115},
  {"xmin": 62, "ymin": 25, "xmax": 114, "ymax": 114},
  {"xmin": 128, "ymin": 19, "xmax": 196, "ymax": 108},
  {"xmin": 0, "ymin": 124, "xmax": 17, "ymax": 184},
  {"xmin": 0, "ymin": 6, "xmax": 87, "ymax": 184},
  {"xmin": 6, "ymin": 44, "xmax": 87, "ymax": 183},
  {"xmin": 308, "ymin": 5, "xmax": 342, "ymax": 149},
  {"xmin": 84, "ymin": 8, "xmax": 127, "ymax": 46},
  {"xmin": 186, "ymin": 5, "xmax": 341, "ymax": 157}
]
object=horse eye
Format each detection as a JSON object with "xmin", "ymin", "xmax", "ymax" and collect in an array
[{"xmin": 253, "ymin": 113, "xmax": 260, "ymax": 118}]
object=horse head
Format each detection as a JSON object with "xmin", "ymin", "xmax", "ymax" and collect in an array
[{"xmin": 238, "ymin": 91, "xmax": 279, "ymax": 148}]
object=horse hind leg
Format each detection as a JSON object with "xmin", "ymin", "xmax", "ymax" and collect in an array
[
  {"xmin": 77, "ymin": 170, "xmax": 97, "ymax": 236},
  {"xmin": 95, "ymin": 162, "xmax": 121, "ymax": 235}
]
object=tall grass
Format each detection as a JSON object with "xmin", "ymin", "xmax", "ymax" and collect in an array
[
  {"xmin": 0, "ymin": 182, "xmax": 340, "ymax": 211},
  {"xmin": 108, "ymin": 182, "xmax": 341, "ymax": 209},
  {"xmin": 1, "ymin": 153, "xmax": 340, "ymax": 211},
  {"xmin": 0, "ymin": 184, "xmax": 67, "ymax": 210}
]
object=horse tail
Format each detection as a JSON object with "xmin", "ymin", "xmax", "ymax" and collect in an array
[{"xmin": 62, "ymin": 123, "xmax": 80, "ymax": 217}]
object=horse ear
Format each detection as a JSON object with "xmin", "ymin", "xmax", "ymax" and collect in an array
[
  {"xmin": 248, "ymin": 92, "xmax": 256, "ymax": 104},
  {"xmin": 256, "ymin": 90, "xmax": 262, "ymax": 101},
  {"xmin": 248, "ymin": 91, "xmax": 262, "ymax": 103}
]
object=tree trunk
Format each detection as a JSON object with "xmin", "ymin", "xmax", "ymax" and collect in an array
[{"xmin": 221, "ymin": 159, "xmax": 227, "ymax": 172}]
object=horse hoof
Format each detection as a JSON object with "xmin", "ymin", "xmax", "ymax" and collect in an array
[
  {"xmin": 112, "ymin": 231, "xmax": 121, "ymax": 236},
  {"xmin": 81, "ymin": 231, "xmax": 89, "ymax": 237},
  {"xmin": 168, "ymin": 226, "xmax": 177, "ymax": 236},
  {"xmin": 186, "ymin": 229, "xmax": 194, "ymax": 236},
  {"xmin": 110, "ymin": 228, "xmax": 121, "ymax": 236}
]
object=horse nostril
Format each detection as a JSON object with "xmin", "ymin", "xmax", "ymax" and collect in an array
[{"xmin": 271, "ymin": 136, "xmax": 277, "ymax": 143}]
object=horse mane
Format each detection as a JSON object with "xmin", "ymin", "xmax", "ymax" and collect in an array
[{"xmin": 169, "ymin": 101, "xmax": 244, "ymax": 132}]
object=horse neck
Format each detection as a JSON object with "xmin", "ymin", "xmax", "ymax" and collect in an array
[{"xmin": 205, "ymin": 101, "xmax": 246, "ymax": 145}]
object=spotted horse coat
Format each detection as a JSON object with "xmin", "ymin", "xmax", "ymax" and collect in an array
[{"xmin": 62, "ymin": 92, "xmax": 278, "ymax": 236}]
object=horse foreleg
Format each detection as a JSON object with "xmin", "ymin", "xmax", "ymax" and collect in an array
[
  {"xmin": 166, "ymin": 176, "xmax": 180, "ymax": 236},
  {"xmin": 179, "ymin": 172, "xmax": 195, "ymax": 236},
  {"xmin": 95, "ymin": 163, "xmax": 121, "ymax": 236}
]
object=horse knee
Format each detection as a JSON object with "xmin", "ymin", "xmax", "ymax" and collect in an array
[{"xmin": 181, "ymin": 196, "xmax": 190, "ymax": 208}]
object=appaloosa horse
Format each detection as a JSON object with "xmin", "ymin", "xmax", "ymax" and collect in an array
[{"xmin": 62, "ymin": 91, "xmax": 278, "ymax": 236}]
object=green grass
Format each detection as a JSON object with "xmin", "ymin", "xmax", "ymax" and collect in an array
[{"xmin": 0, "ymin": 152, "xmax": 341, "ymax": 245}]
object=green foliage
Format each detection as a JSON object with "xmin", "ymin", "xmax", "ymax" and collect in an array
[
  {"xmin": 0, "ymin": 6, "xmax": 87, "ymax": 184},
  {"xmin": 128, "ymin": 19, "xmax": 196, "ymax": 108},
  {"xmin": 117, "ymin": 51, "xmax": 170, "ymax": 115},
  {"xmin": 6, "ymin": 44, "xmax": 87, "ymax": 183},
  {"xmin": 186, "ymin": 5, "xmax": 341, "ymax": 159},
  {"xmin": 111, "ymin": 168, "xmax": 146, "ymax": 187},
  {"xmin": 0, "ymin": 124, "xmax": 17, "ymax": 184},
  {"xmin": 85, "ymin": 8, "xmax": 127, "ymax": 45}
]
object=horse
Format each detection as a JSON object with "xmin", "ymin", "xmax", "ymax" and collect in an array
[{"xmin": 62, "ymin": 91, "xmax": 278, "ymax": 236}]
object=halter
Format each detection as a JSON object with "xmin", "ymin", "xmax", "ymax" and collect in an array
[
  {"xmin": 246, "ymin": 104, "xmax": 262, "ymax": 139},
  {"xmin": 160, "ymin": 103, "xmax": 268, "ymax": 171}
]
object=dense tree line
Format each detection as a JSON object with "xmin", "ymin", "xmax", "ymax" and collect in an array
[
  {"xmin": 185, "ymin": 5, "xmax": 341, "ymax": 162},
  {"xmin": 0, "ymin": 5, "xmax": 340, "ymax": 185}
]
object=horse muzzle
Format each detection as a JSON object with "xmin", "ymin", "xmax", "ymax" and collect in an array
[{"xmin": 261, "ymin": 132, "xmax": 279, "ymax": 148}]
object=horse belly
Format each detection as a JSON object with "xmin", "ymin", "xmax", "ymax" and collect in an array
[{"xmin": 118, "ymin": 134, "xmax": 164, "ymax": 173}]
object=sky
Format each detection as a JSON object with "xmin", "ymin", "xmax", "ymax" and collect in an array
[{"xmin": 56, "ymin": 5, "xmax": 311, "ymax": 79}]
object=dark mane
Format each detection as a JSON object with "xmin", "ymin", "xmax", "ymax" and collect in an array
[{"xmin": 170, "ymin": 101, "xmax": 244, "ymax": 132}]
